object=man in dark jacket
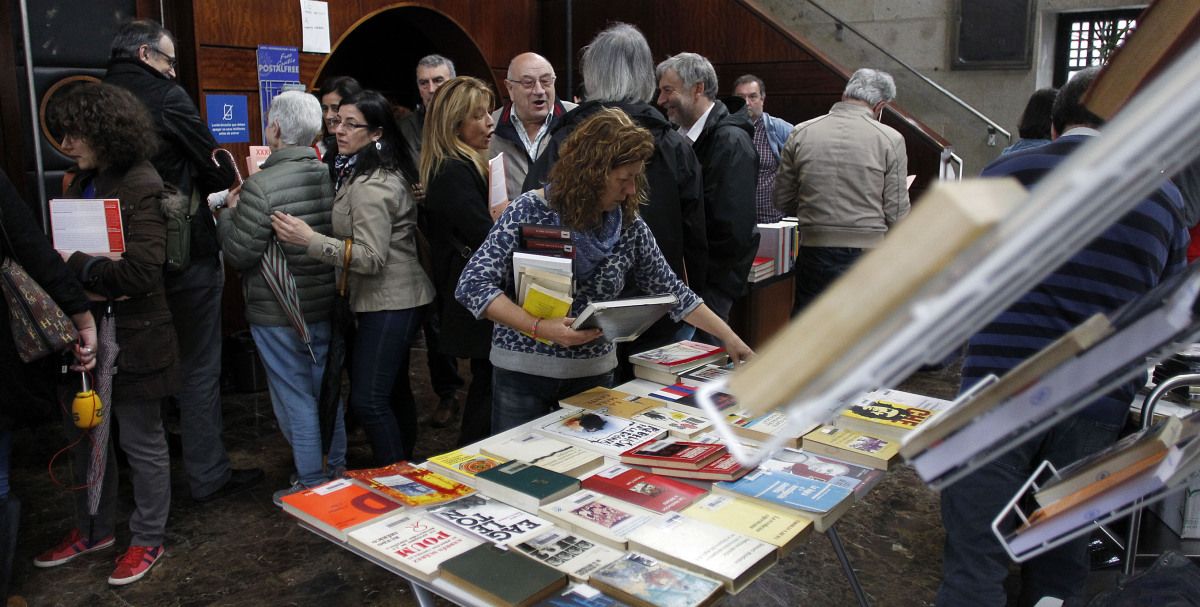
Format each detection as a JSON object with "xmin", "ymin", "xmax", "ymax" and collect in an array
[
  {"xmin": 657, "ymin": 52, "xmax": 758, "ymax": 326},
  {"xmin": 523, "ymin": 23, "xmax": 707, "ymax": 378},
  {"xmin": 103, "ymin": 19, "xmax": 261, "ymax": 503},
  {"xmin": 489, "ymin": 52, "xmax": 576, "ymax": 201}
]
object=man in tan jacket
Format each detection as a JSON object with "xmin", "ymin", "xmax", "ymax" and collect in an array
[{"xmin": 774, "ymin": 68, "xmax": 909, "ymax": 314}]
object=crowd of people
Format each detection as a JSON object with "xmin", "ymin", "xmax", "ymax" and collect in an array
[{"xmin": 0, "ymin": 13, "xmax": 1191, "ymax": 607}]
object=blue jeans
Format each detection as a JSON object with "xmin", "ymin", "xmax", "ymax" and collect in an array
[
  {"xmin": 793, "ymin": 246, "xmax": 864, "ymax": 314},
  {"xmin": 251, "ymin": 321, "xmax": 346, "ymax": 486},
  {"xmin": 936, "ymin": 415, "xmax": 1124, "ymax": 607},
  {"xmin": 492, "ymin": 367, "xmax": 614, "ymax": 433},
  {"xmin": 351, "ymin": 308, "xmax": 422, "ymax": 465}
]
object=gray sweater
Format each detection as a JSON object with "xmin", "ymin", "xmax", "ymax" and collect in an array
[{"xmin": 218, "ymin": 146, "xmax": 336, "ymax": 326}]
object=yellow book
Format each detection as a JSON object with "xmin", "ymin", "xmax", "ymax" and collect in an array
[
  {"xmin": 424, "ymin": 450, "xmax": 503, "ymax": 487},
  {"xmin": 522, "ymin": 283, "xmax": 572, "ymax": 344},
  {"xmin": 801, "ymin": 425, "xmax": 899, "ymax": 470},
  {"xmin": 681, "ymin": 493, "xmax": 813, "ymax": 556},
  {"xmin": 558, "ymin": 387, "xmax": 654, "ymax": 420}
]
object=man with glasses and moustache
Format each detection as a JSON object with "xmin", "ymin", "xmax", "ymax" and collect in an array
[{"xmin": 103, "ymin": 19, "xmax": 262, "ymax": 504}]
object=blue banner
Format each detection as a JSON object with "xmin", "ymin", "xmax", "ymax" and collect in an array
[
  {"xmin": 256, "ymin": 45, "xmax": 301, "ymax": 140},
  {"xmin": 205, "ymin": 94, "xmax": 250, "ymax": 144}
]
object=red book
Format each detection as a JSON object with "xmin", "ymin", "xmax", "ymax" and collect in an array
[
  {"xmin": 279, "ymin": 478, "xmax": 402, "ymax": 541},
  {"xmin": 582, "ymin": 464, "xmax": 707, "ymax": 513},
  {"xmin": 619, "ymin": 439, "xmax": 726, "ymax": 470},
  {"xmin": 520, "ymin": 223, "xmax": 574, "ymax": 242},
  {"xmin": 651, "ymin": 453, "xmax": 752, "ymax": 482}
]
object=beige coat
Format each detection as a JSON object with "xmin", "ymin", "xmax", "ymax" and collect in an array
[
  {"xmin": 773, "ymin": 101, "xmax": 910, "ymax": 248},
  {"xmin": 306, "ymin": 168, "xmax": 434, "ymax": 312}
]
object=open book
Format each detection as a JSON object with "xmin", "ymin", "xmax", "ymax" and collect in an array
[{"xmin": 571, "ymin": 294, "xmax": 678, "ymax": 343}]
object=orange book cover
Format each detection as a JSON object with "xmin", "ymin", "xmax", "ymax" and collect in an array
[
  {"xmin": 345, "ymin": 461, "xmax": 474, "ymax": 507},
  {"xmin": 279, "ymin": 479, "xmax": 402, "ymax": 541}
]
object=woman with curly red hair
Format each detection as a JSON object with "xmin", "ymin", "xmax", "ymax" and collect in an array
[{"xmin": 455, "ymin": 107, "xmax": 753, "ymax": 431}]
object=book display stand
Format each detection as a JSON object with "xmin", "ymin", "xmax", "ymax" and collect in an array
[{"xmin": 698, "ymin": 39, "xmax": 1200, "ymax": 469}]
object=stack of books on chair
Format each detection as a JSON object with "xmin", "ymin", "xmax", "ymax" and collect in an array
[
  {"xmin": 753, "ymin": 220, "xmax": 798, "ymax": 277},
  {"xmin": 748, "ymin": 256, "xmax": 775, "ymax": 283},
  {"xmin": 277, "ymin": 340, "xmax": 948, "ymax": 605}
]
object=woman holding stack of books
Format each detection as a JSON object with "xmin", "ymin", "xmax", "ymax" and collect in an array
[
  {"xmin": 455, "ymin": 108, "xmax": 753, "ymax": 432},
  {"xmin": 273, "ymin": 90, "xmax": 434, "ymax": 466},
  {"xmin": 420, "ymin": 76, "xmax": 500, "ymax": 447}
]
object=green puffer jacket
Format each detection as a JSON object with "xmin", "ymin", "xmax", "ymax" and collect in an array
[{"xmin": 218, "ymin": 146, "xmax": 336, "ymax": 326}]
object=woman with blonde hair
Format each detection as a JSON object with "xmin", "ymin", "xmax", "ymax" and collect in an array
[
  {"xmin": 456, "ymin": 108, "xmax": 753, "ymax": 431},
  {"xmin": 420, "ymin": 76, "xmax": 497, "ymax": 445}
]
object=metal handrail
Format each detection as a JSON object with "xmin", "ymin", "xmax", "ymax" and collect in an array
[{"xmin": 805, "ymin": 0, "xmax": 1012, "ymax": 142}]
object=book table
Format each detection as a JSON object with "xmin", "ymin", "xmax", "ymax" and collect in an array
[{"xmin": 287, "ymin": 383, "xmax": 881, "ymax": 607}]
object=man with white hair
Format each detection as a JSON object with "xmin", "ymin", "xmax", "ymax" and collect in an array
[
  {"xmin": 774, "ymin": 68, "xmax": 910, "ymax": 314},
  {"xmin": 214, "ymin": 91, "xmax": 346, "ymax": 504},
  {"xmin": 656, "ymin": 52, "xmax": 758, "ymax": 328},
  {"xmin": 489, "ymin": 52, "xmax": 575, "ymax": 200}
]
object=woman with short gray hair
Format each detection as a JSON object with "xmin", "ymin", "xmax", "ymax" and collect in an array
[{"xmin": 215, "ymin": 90, "xmax": 346, "ymax": 502}]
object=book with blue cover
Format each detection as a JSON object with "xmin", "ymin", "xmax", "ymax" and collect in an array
[{"xmin": 712, "ymin": 469, "xmax": 853, "ymax": 532}]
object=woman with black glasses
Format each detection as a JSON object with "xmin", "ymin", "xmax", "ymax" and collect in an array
[{"xmin": 273, "ymin": 90, "xmax": 434, "ymax": 467}]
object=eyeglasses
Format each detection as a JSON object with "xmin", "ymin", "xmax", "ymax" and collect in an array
[
  {"xmin": 330, "ymin": 117, "xmax": 370, "ymax": 130},
  {"xmin": 506, "ymin": 75, "xmax": 556, "ymax": 90},
  {"xmin": 148, "ymin": 46, "xmax": 177, "ymax": 70}
]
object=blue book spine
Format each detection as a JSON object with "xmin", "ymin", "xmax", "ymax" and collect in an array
[{"xmin": 716, "ymin": 469, "xmax": 851, "ymax": 513}]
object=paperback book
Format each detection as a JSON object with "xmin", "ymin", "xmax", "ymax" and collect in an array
[
  {"xmin": 480, "ymin": 433, "xmax": 604, "ymax": 478},
  {"xmin": 630, "ymin": 407, "xmax": 711, "ymax": 439},
  {"xmin": 279, "ymin": 478, "xmax": 402, "ymax": 541},
  {"xmin": 588, "ymin": 553, "xmax": 723, "ymax": 607},
  {"xmin": 755, "ymin": 448, "xmax": 884, "ymax": 499},
  {"xmin": 533, "ymin": 584, "xmax": 634, "ymax": 607},
  {"xmin": 650, "ymin": 453, "xmax": 751, "ymax": 482},
  {"xmin": 559, "ymin": 387, "xmax": 655, "ymax": 420},
  {"xmin": 539, "ymin": 490, "xmax": 660, "ymax": 550},
  {"xmin": 426, "ymin": 494, "xmax": 555, "ymax": 546},
  {"xmin": 346, "ymin": 511, "xmax": 480, "ymax": 582},
  {"xmin": 581, "ymin": 464, "xmax": 707, "ymax": 513},
  {"xmin": 424, "ymin": 450, "xmax": 504, "ymax": 486},
  {"xmin": 626, "ymin": 512, "xmax": 777, "ymax": 594},
  {"xmin": 618, "ymin": 440, "xmax": 726, "ymax": 470},
  {"xmin": 681, "ymin": 493, "xmax": 812, "ymax": 555},
  {"xmin": 571, "ymin": 294, "xmax": 678, "ymax": 343},
  {"xmin": 512, "ymin": 527, "xmax": 625, "ymax": 582},
  {"xmin": 835, "ymin": 398, "xmax": 936, "ymax": 441},
  {"xmin": 537, "ymin": 411, "xmax": 667, "ymax": 457},
  {"xmin": 802, "ymin": 425, "xmax": 899, "ymax": 470},
  {"xmin": 629, "ymin": 341, "xmax": 727, "ymax": 385},
  {"xmin": 713, "ymin": 469, "xmax": 853, "ymax": 532},
  {"xmin": 344, "ymin": 461, "xmax": 474, "ymax": 507},
  {"xmin": 439, "ymin": 542, "xmax": 568, "ymax": 607},
  {"xmin": 676, "ymin": 363, "xmax": 734, "ymax": 388},
  {"xmin": 475, "ymin": 461, "xmax": 581, "ymax": 513}
]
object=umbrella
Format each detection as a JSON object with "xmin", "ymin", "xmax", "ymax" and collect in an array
[
  {"xmin": 86, "ymin": 305, "xmax": 117, "ymax": 516},
  {"xmin": 260, "ymin": 238, "xmax": 317, "ymax": 363},
  {"xmin": 318, "ymin": 240, "xmax": 354, "ymax": 454}
]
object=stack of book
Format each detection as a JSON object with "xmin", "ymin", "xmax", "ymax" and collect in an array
[
  {"xmin": 519, "ymin": 223, "xmax": 575, "ymax": 258},
  {"xmin": 618, "ymin": 439, "xmax": 749, "ymax": 482},
  {"xmin": 628, "ymin": 341, "xmax": 728, "ymax": 385},
  {"xmin": 748, "ymin": 256, "xmax": 775, "ymax": 283},
  {"xmin": 753, "ymin": 221, "xmax": 798, "ymax": 277},
  {"xmin": 514, "ymin": 249, "xmax": 574, "ymax": 343}
]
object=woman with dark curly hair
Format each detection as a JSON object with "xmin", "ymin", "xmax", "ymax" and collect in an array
[
  {"xmin": 33, "ymin": 82, "xmax": 178, "ymax": 586},
  {"xmin": 455, "ymin": 108, "xmax": 753, "ymax": 431},
  {"xmin": 419, "ymin": 76, "xmax": 497, "ymax": 446},
  {"xmin": 273, "ymin": 90, "xmax": 434, "ymax": 467}
]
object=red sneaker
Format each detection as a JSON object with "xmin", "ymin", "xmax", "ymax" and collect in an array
[
  {"xmin": 107, "ymin": 545, "xmax": 164, "ymax": 586},
  {"xmin": 32, "ymin": 529, "xmax": 114, "ymax": 568}
]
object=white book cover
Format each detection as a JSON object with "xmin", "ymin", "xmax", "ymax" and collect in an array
[
  {"xmin": 631, "ymin": 407, "xmax": 712, "ymax": 439},
  {"xmin": 539, "ymin": 490, "xmax": 660, "ymax": 550},
  {"xmin": 536, "ymin": 410, "xmax": 667, "ymax": 457},
  {"xmin": 48, "ymin": 198, "xmax": 125, "ymax": 256},
  {"xmin": 347, "ymin": 512, "xmax": 480, "ymax": 582},
  {"xmin": 425, "ymin": 494, "xmax": 555, "ymax": 547},
  {"xmin": 626, "ymin": 512, "xmax": 778, "ymax": 593},
  {"xmin": 479, "ymin": 432, "xmax": 603, "ymax": 477},
  {"xmin": 511, "ymin": 526, "xmax": 625, "ymax": 582}
]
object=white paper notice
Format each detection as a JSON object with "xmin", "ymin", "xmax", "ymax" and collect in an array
[
  {"xmin": 300, "ymin": 0, "xmax": 331, "ymax": 54},
  {"xmin": 49, "ymin": 199, "xmax": 125, "ymax": 255},
  {"xmin": 488, "ymin": 153, "xmax": 508, "ymax": 208}
]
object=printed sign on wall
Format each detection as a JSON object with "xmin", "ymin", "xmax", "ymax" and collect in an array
[
  {"xmin": 256, "ymin": 45, "xmax": 301, "ymax": 140},
  {"xmin": 205, "ymin": 94, "xmax": 250, "ymax": 144}
]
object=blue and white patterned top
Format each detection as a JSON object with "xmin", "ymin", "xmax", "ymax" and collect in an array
[{"xmin": 456, "ymin": 190, "xmax": 703, "ymax": 378}]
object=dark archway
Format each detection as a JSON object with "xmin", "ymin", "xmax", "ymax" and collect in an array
[{"xmin": 311, "ymin": 4, "xmax": 499, "ymax": 110}]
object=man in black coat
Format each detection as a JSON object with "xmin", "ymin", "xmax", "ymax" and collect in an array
[
  {"xmin": 103, "ymin": 19, "xmax": 261, "ymax": 503},
  {"xmin": 657, "ymin": 52, "xmax": 758, "ymax": 327}
]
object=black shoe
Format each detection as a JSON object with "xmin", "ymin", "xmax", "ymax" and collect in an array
[
  {"xmin": 431, "ymin": 396, "xmax": 458, "ymax": 428},
  {"xmin": 193, "ymin": 468, "xmax": 265, "ymax": 503}
]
